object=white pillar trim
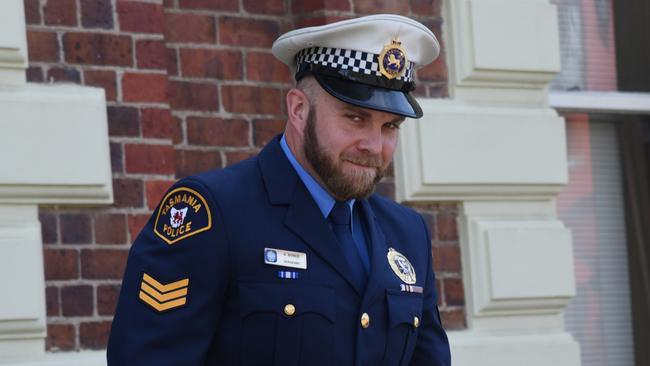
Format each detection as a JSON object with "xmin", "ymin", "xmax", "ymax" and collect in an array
[
  {"xmin": 11, "ymin": 351, "xmax": 106, "ymax": 366},
  {"xmin": 0, "ymin": 0, "xmax": 28, "ymax": 86},
  {"xmin": 396, "ymin": 1, "xmax": 581, "ymax": 365},
  {"xmin": 0, "ymin": 0, "xmax": 113, "ymax": 363}
]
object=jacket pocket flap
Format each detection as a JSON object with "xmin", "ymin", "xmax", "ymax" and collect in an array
[
  {"xmin": 386, "ymin": 289, "xmax": 423, "ymax": 328},
  {"xmin": 239, "ymin": 281, "xmax": 335, "ymax": 322}
]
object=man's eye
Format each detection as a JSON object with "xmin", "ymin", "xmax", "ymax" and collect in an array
[
  {"xmin": 385, "ymin": 122, "xmax": 401, "ymax": 130},
  {"xmin": 346, "ymin": 114, "xmax": 362, "ymax": 122}
]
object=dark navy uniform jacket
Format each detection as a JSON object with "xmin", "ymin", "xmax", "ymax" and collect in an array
[{"xmin": 107, "ymin": 136, "xmax": 451, "ymax": 366}]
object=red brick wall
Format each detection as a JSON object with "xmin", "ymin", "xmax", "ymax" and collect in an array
[{"xmin": 25, "ymin": 0, "xmax": 461, "ymax": 351}]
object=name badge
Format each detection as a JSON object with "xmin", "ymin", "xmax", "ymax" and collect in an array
[{"xmin": 264, "ymin": 248, "xmax": 307, "ymax": 269}]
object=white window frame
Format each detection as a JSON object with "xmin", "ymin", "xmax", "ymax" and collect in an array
[{"xmin": 549, "ymin": 91, "xmax": 650, "ymax": 114}]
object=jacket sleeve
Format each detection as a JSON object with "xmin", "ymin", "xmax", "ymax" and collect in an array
[
  {"xmin": 107, "ymin": 178, "xmax": 229, "ymax": 366},
  {"xmin": 409, "ymin": 215, "xmax": 451, "ymax": 366}
]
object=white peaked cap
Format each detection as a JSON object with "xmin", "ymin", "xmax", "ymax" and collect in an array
[
  {"xmin": 272, "ymin": 14, "xmax": 440, "ymax": 70},
  {"xmin": 271, "ymin": 14, "xmax": 440, "ymax": 118}
]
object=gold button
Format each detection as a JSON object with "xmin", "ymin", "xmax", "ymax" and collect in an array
[
  {"xmin": 413, "ymin": 316, "xmax": 420, "ymax": 328},
  {"xmin": 284, "ymin": 304, "xmax": 296, "ymax": 316},
  {"xmin": 360, "ymin": 312, "xmax": 370, "ymax": 328}
]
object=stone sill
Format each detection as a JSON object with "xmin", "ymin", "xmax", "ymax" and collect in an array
[{"xmin": 6, "ymin": 351, "xmax": 105, "ymax": 366}]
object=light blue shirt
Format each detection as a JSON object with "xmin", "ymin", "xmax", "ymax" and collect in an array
[{"xmin": 280, "ymin": 135, "xmax": 370, "ymax": 271}]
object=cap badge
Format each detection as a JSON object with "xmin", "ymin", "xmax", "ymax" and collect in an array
[
  {"xmin": 387, "ymin": 247, "xmax": 416, "ymax": 284},
  {"xmin": 379, "ymin": 39, "xmax": 407, "ymax": 79}
]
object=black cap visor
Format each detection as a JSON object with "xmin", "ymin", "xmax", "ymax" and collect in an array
[{"xmin": 312, "ymin": 73, "xmax": 423, "ymax": 119}]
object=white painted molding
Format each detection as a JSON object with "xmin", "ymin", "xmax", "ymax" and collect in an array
[
  {"xmin": 549, "ymin": 91, "xmax": 650, "ymax": 114},
  {"xmin": 10, "ymin": 351, "xmax": 106, "ymax": 366},
  {"xmin": 0, "ymin": 0, "xmax": 27, "ymax": 85},
  {"xmin": 395, "ymin": 99, "xmax": 568, "ymax": 202},
  {"xmin": 0, "ymin": 2, "xmax": 113, "ymax": 361},
  {"xmin": 457, "ymin": 201, "xmax": 575, "ymax": 319},
  {"xmin": 444, "ymin": 0, "xmax": 560, "ymax": 104},
  {"xmin": 0, "ymin": 84, "xmax": 113, "ymax": 205},
  {"xmin": 0, "ymin": 82, "xmax": 112, "ymax": 361},
  {"xmin": 394, "ymin": 1, "xmax": 581, "ymax": 365},
  {"xmin": 0, "ymin": 206, "xmax": 46, "ymax": 363},
  {"xmin": 449, "ymin": 330, "xmax": 580, "ymax": 366}
]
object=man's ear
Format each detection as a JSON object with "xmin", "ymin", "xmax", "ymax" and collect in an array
[{"xmin": 286, "ymin": 88, "xmax": 310, "ymax": 132}]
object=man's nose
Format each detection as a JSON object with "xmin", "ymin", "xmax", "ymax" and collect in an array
[{"xmin": 357, "ymin": 128, "xmax": 383, "ymax": 155}]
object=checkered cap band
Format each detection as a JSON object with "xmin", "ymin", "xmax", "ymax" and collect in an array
[{"xmin": 296, "ymin": 47, "xmax": 415, "ymax": 82}]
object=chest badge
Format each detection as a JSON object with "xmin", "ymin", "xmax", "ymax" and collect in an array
[{"xmin": 387, "ymin": 247, "xmax": 416, "ymax": 284}]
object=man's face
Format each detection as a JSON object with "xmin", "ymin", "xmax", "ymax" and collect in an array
[{"xmin": 302, "ymin": 90, "xmax": 404, "ymax": 201}]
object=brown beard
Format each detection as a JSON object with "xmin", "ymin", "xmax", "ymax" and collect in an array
[{"xmin": 303, "ymin": 107, "xmax": 385, "ymax": 200}]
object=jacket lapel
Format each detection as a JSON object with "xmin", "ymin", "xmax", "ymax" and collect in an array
[
  {"xmin": 257, "ymin": 135, "xmax": 297, "ymax": 205},
  {"xmin": 257, "ymin": 135, "xmax": 364, "ymax": 296}
]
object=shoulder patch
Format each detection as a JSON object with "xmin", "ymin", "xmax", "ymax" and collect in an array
[{"xmin": 153, "ymin": 187, "xmax": 212, "ymax": 245}]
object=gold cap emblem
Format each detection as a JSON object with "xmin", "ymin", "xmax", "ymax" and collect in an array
[{"xmin": 378, "ymin": 39, "xmax": 408, "ymax": 79}]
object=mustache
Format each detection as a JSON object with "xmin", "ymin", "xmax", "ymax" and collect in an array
[{"xmin": 341, "ymin": 154, "xmax": 383, "ymax": 168}]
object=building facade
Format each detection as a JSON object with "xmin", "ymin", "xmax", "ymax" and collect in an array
[{"xmin": 0, "ymin": 0, "xmax": 646, "ymax": 365}]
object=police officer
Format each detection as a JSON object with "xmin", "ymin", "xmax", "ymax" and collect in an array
[{"xmin": 107, "ymin": 14, "xmax": 451, "ymax": 366}]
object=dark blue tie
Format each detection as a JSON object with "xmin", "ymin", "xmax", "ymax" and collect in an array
[{"xmin": 329, "ymin": 201, "xmax": 368, "ymax": 288}]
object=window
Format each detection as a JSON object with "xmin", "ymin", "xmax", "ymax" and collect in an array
[{"xmin": 557, "ymin": 114, "xmax": 635, "ymax": 366}]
